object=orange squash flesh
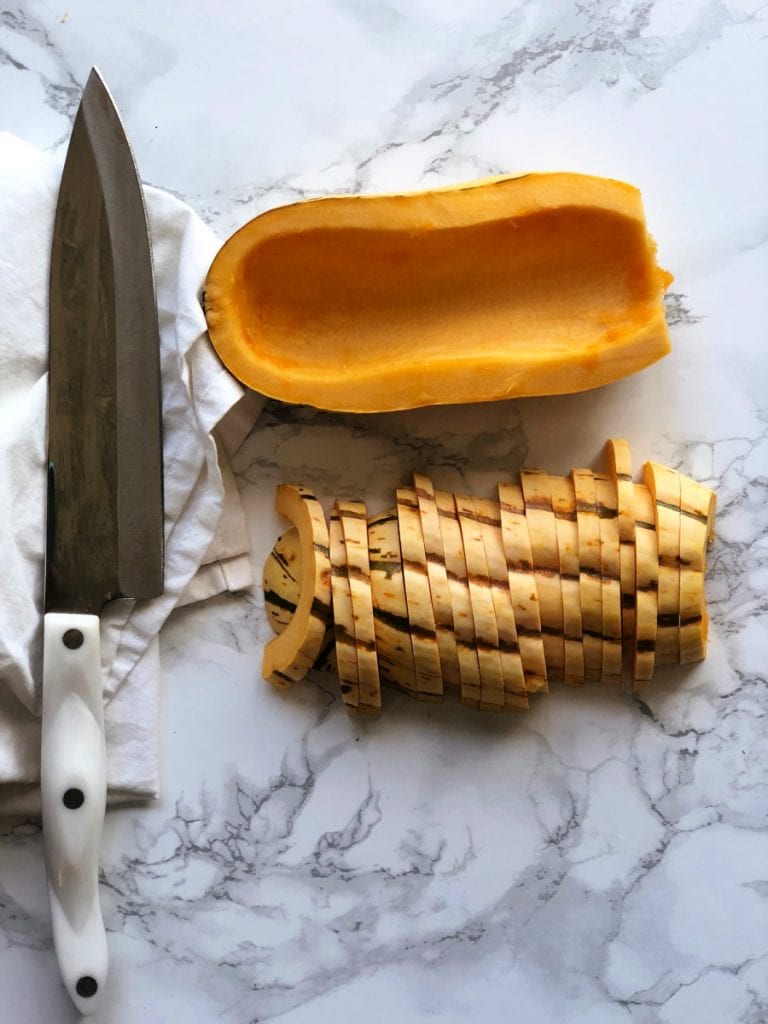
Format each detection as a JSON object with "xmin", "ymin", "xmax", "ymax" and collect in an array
[{"xmin": 204, "ymin": 173, "xmax": 673, "ymax": 412}]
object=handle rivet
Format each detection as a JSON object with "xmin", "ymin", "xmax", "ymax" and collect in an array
[
  {"xmin": 63, "ymin": 788, "xmax": 85, "ymax": 809},
  {"xmin": 76, "ymin": 976, "xmax": 98, "ymax": 999},
  {"xmin": 63, "ymin": 628, "xmax": 84, "ymax": 650}
]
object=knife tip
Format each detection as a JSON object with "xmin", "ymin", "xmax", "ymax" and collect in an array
[
  {"xmin": 86, "ymin": 65, "xmax": 105, "ymax": 88},
  {"xmin": 83, "ymin": 67, "xmax": 116, "ymax": 108}
]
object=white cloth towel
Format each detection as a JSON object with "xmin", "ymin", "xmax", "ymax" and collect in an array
[{"xmin": 0, "ymin": 133, "xmax": 263, "ymax": 815}]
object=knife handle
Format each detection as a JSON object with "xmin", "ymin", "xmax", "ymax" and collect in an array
[{"xmin": 41, "ymin": 612, "xmax": 108, "ymax": 1015}]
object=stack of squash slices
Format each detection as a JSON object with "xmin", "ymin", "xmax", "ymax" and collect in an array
[{"xmin": 262, "ymin": 439, "xmax": 716, "ymax": 716}]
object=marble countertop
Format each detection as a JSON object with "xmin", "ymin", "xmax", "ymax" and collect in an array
[{"xmin": 2, "ymin": 2, "xmax": 767, "ymax": 1021}]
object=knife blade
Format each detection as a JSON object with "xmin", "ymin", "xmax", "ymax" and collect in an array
[{"xmin": 42, "ymin": 67, "xmax": 163, "ymax": 1014}]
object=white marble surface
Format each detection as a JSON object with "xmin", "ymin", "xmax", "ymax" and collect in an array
[{"xmin": 1, "ymin": 1, "xmax": 767, "ymax": 1021}]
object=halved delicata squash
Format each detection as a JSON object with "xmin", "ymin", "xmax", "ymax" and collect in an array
[{"xmin": 204, "ymin": 173, "xmax": 673, "ymax": 412}]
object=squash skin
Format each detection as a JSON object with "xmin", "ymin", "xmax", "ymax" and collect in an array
[{"xmin": 204, "ymin": 173, "xmax": 673, "ymax": 412}]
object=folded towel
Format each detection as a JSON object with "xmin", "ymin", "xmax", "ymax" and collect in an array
[{"xmin": 0, "ymin": 133, "xmax": 263, "ymax": 815}]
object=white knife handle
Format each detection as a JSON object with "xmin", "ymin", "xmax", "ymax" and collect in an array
[{"xmin": 41, "ymin": 612, "xmax": 108, "ymax": 1015}]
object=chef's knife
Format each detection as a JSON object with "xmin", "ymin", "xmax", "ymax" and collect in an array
[{"xmin": 42, "ymin": 67, "xmax": 163, "ymax": 1014}]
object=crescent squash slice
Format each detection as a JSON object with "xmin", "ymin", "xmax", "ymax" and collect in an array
[
  {"xmin": 204, "ymin": 173, "xmax": 672, "ymax": 412},
  {"xmin": 263, "ymin": 528, "xmax": 337, "ymax": 673},
  {"xmin": 262, "ymin": 485, "xmax": 332, "ymax": 687}
]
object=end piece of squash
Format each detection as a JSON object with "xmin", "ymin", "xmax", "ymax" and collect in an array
[
  {"xmin": 262, "ymin": 484, "xmax": 331, "ymax": 687},
  {"xmin": 204, "ymin": 173, "xmax": 673, "ymax": 412}
]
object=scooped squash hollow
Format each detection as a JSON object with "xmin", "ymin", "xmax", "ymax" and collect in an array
[{"xmin": 204, "ymin": 173, "xmax": 673, "ymax": 412}]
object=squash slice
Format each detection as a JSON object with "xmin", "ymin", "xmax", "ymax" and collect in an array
[
  {"xmin": 643, "ymin": 461, "xmax": 681, "ymax": 665},
  {"xmin": 521, "ymin": 469, "xmax": 564, "ymax": 677},
  {"xmin": 204, "ymin": 173, "xmax": 672, "ymax": 412},
  {"xmin": 396, "ymin": 488, "xmax": 443, "ymax": 702},
  {"xmin": 434, "ymin": 489, "xmax": 483, "ymax": 705},
  {"xmin": 329, "ymin": 508, "xmax": 360, "ymax": 710},
  {"xmin": 605, "ymin": 438, "xmax": 636, "ymax": 642},
  {"xmin": 549, "ymin": 475, "xmax": 584, "ymax": 685},
  {"xmin": 498, "ymin": 482, "xmax": 548, "ymax": 692},
  {"xmin": 263, "ymin": 527, "xmax": 302, "ymax": 636},
  {"xmin": 632, "ymin": 483, "xmax": 659, "ymax": 684},
  {"xmin": 678, "ymin": 474, "xmax": 715, "ymax": 572},
  {"xmin": 474, "ymin": 497, "xmax": 529, "ymax": 710},
  {"xmin": 338, "ymin": 500, "xmax": 381, "ymax": 714},
  {"xmin": 262, "ymin": 529, "xmax": 334, "ymax": 675},
  {"xmin": 262, "ymin": 485, "xmax": 332, "ymax": 686},
  {"xmin": 678, "ymin": 571, "xmax": 707, "ymax": 663},
  {"xmin": 571, "ymin": 469, "xmax": 603, "ymax": 682},
  {"xmin": 677, "ymin": 473, "xmax": 716, "ymax": 663},
  {"xmin": 368, "ymin": 511, "xmax": 418, "ymax": 695},
  {"xmin": 413, "ymin": 474, "xmax": 462, "ymax": 691},
  {"xmin": 595, "ymin": 473, "xmax": 623, "ymax": 682},
  {"xmin": 455, "ymin": 493, "xmax": 506, "ymax": 710}
]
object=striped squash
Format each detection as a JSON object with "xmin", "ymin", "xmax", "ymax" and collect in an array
[{"xmin": 262, "ymin": 443, "xmax": 715, "ymax": 711}]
